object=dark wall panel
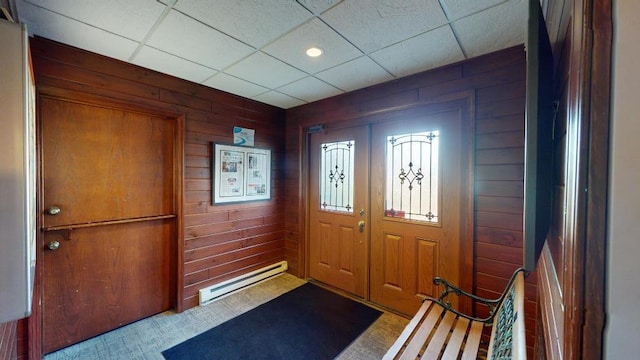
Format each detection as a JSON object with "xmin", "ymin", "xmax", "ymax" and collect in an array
[
  {"xmin": 0, "ymin": 321, "xmax": 17, "ymax": 360},
  {"xmin": 285, "ymin": 45, "xmax": 536, "ymax": 355},
  {"xmin": 15, "ymin": 36, "xmax": 541, "ymax": 357},
  {"xmin": 29, "ymin": 37, "xmax": 287, "ymax": 313}
]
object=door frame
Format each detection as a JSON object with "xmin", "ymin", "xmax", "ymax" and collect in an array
[
  {"xmin": 300, "ymin": 94, "xmax": 475, "ymax": 312},
  {"xmin": 28, "ymin": 88, "xmax": 185, "ymax": 358}
]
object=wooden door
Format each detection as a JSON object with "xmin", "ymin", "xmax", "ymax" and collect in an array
[
  {"xmin": 41, "ymin": 97, "xmax": 176, "ymax": 353},
  {"xmin": 308, "ymin": 126, "xmax": 369, "ymax": 297},
  {"xmin": 370, "ymin": 109, "xmax": 466, "ymax": 316}
]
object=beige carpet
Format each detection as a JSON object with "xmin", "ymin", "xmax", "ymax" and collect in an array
[{"xmin": 44, "ymin": 273, "xmax": 408, "ymax": 360}]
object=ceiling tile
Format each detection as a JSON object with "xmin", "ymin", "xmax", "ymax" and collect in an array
[
  {"xmin": 277, "ymin": 76, "xmax": 343, "ymax": 103},
  {"xmin": 225, "ymin": 52, "xmax": 307, "ymax": 89},
  {"xmin": 203, "ymin": 73, "xmax": 269, "ymax": 98},
  {"xmin": 321, "ymin": 0, "xmax": 448, "ymax": 53},
  {"xmin": 22, "ymin": 0, "xmax": 166, "ymax": 41},
  {"xmin": 452, "ymin": 0, "xmax": 526, "ymax": 58},
  {"xmin": 296, "ymin": 0, "xmax": 343, "ymax": 15},
  {"xmin": 146, "ymin": 10, "xmax": 255, "ymax": 70},
  {"xmin": 16, "ymin": 1, "xmax": 139, "ymax": 61},
  {"xmin": 253, "ymin": 91, "xmax": 306, "ymax": 109},
  {"xmin": 173, "ymin": 0, "xmax": 312, "ymax": 48},
  {"xmin": 316, "ymin": 56, "xmax": 394, "ymax": 92},
  {"xmin": 263, "ymin": 18, "xmax": 362, "ymax": 74},
  {"xmin": 132, "ymin": 46, "xmax": 217, "ymax": 84},
  {"xmin": 440, "ymin": 0, "xmax": 507, "ymax": 20},
  {"xmin": 16, "ymin": 0, "xmax": 527, "ymax": 107},
  {"xmin": 370, "ymin": 25, "xmax": 465, "ymax": 78}
]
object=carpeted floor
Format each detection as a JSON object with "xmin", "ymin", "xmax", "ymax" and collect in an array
[
  {"xmin": 44, "ymin": 273, "xmax": 408, "ymax": 360},
  {"xmin": 163, "ymin": 283, "xmax": 382, "ymax": 359}
]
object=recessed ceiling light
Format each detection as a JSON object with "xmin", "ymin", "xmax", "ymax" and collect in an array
[{"xmin": 306, "ymin": 47, "xmax": 323, "ymax": 57}]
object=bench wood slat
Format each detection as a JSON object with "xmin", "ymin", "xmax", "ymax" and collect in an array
[
  {"xmin": 421, "ymin": 310, "xmax": 456, "ymax": 359},
  {"xmin": 383, "ymin": 300, "xmax": 432, "ymax": 360},
  {"xmin": 461, "ymin": 315, "xmax": 484, "ymax": 360},
  {"xmin": 400, "ymin": 303, "xmax": 445, "ymax": 360},
  {"xmin": 440, "ymin": 317, "xmax": 471, "ymax": 360}
]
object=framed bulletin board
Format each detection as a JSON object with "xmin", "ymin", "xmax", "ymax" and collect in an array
[{"xmin": 212, "ymin": 143, "xmax": 271, "ymax": 204}]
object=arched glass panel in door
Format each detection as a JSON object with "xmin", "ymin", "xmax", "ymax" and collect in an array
[
  {"xmin": 319, "ymin": 140, "xmax": 355, "ymax": 213},
  {"xmin": 385, "ymin": 131, "xmax": 440, "ymax": 223}
]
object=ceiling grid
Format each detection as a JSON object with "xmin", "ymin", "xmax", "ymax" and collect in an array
[{"xmin": 14, "ymin": 0, "xmax": 526, "ymax": 109}]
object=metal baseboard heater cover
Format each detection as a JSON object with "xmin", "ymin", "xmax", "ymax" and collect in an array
[{"xmin": 198, "ymin": 261, "xmax": 288, "ymax": 306}]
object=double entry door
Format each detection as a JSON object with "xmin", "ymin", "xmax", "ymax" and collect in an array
[{"xmin": 308, "ymin": 108, "xmax": 466, "ymax": 315}]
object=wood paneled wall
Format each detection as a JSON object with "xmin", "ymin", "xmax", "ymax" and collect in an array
[
  {"xmin": 19, "ymin": 36, "xmax": 286, "ymax": 358},
  {"xmin": 285, "ymin": 45, "xmax": 536, "ymax": 355},
  {"xmin": 29, "ymin": 37, "xmax": 287, "ymax": 308},
  {"xmin": 0, "ymin": 321, "xmax": 17, "ymax": 360},
  {"xmin": 15, "ymin": 320, "xmax": 26, "ymax": 360},
  {"xmin": 8, "ymin": 36, "xmax": 557, "ymax": 358}
]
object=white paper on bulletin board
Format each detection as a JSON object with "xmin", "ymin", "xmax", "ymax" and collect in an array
[{"xmin": 233, "ymin": 126, "xmax": 255, "ymax": 146}]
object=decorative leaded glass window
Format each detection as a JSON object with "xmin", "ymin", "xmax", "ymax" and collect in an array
[
  {"xmin": 319, "ymin": 140, "xmax": 354, "ymax": 213},
  {"xmin": 385, "ymin": 131, "xmax": 439, "ymax": 223}
]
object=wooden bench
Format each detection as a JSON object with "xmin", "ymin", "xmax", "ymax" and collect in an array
[{"xmin": 383, "ymin": 268, "xmax": 527, "ymax": 360}]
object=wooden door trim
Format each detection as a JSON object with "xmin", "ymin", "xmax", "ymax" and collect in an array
[
  {"xmin": 297, "ymin": 90, "xmax": 475, "ymax": 130},
  {"xmin": 581, "ymin": 0, "xmax": 610, "ymax": 357},
  {"xmin": 300, "ymin": 93, "xmax": 474, "ymax": 310},
  {"xmin": 174, "ymin": 113, "xmax": 185, "ymax": 313},
  {"xmin": 31, "ymin": 90, "xmax": 185, "ymax": 358},
  {"xmin": 537, "ymin": 0, "xmax": 611, "ymax": 358},
  {"xmin": 297, "ymin": 122, "xmax": 308, "ymax": 279}
]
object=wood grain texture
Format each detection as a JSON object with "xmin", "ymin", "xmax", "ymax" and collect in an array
[
  {"xmin": 369, "ymin": 109, "xmax": 467, "ymax": 316},
  {"xmin": 385, "ymin": 271, "xmax": 527, "ymax": 360},
  {"xmin": 581, "ymin": 0, "xmax": 610, "ymax": 356},
  {"xmin": 41, "ymin": 98, "xmax": 176, "ymax": 226},
  {"xmin": 43, "ymin": 221, "xmax": 174, "ymax": 352},
  {"xmin": 308, "ymin": 126, "xmax": 369, "ymax": 298},
  {"xmin": 26, "ymin": 37, "xmax": 286, "ymax": 358},
  {"xmin": 30, "ymin": 35, "xmax": 285, "ymax": 307},
  {"xmin": 0, "ymin": 321, "xmax": 17, "ymax": 360},
  {"xmin": 537, "ymin": 0, "xmax": 611, "ymax": 359},
  {"xmin": 285, "ymin": 45, "xmax": 534, "ymax": 352},
  {"xmin": 16, "ymin": 34, "xmax": 558, "ymax": 357},
  {"xmin": 40, "ymin": 97, "xmax": 179, "ymax": 352},
  {"xmin": 16, "ymin": 320, "xmax": 25, "ymax": 360}
]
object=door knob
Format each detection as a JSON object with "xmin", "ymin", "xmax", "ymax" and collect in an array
[
  {"xmin": 358, "ymin": 220, "xmax": 365, "ymax": 232},
  {"xmin": 47, "ymin": 241, "xmax": 60, "ymax": 251},
  {"xmin": 46, "ymin": 206, "xmax": 61, "ymax": 215}
]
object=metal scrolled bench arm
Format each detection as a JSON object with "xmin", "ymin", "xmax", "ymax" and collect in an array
[{"xmin": 427, "ymin": 267, "xmax": 527, "ymax": 324}]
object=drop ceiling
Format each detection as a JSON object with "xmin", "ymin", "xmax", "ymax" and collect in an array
[{"xmin": 13, "ymin": 0, "xmax": 526, "ymax": 109}]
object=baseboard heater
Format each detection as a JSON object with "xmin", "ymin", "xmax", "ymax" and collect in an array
[{"xmin": 198, "ymin": 261, "xmax": 288, "ymax": 306}]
